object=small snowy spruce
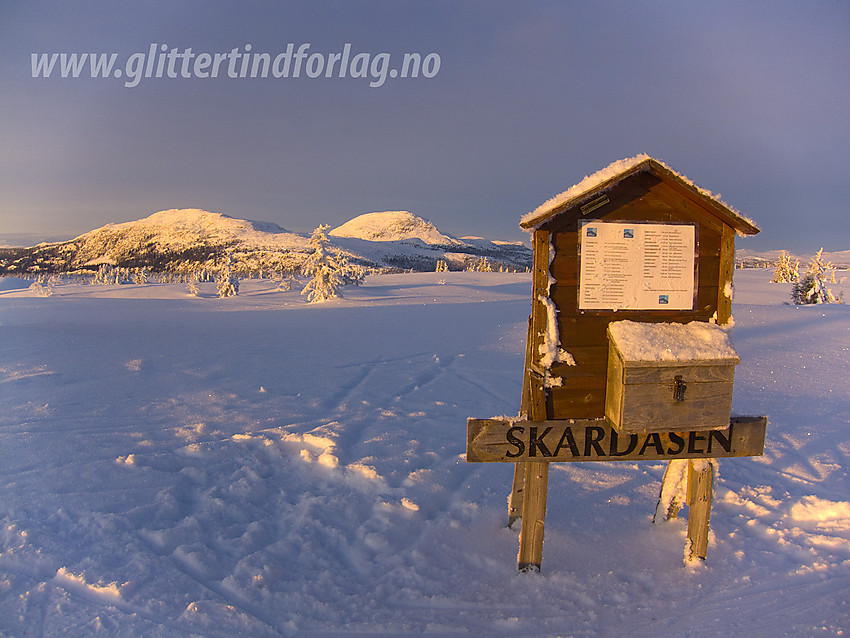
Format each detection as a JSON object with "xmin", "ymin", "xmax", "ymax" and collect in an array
[
  {"xmin": 133, "ymin": 267, "xmax": 149, "ymax": 285},
  {"xmin": 770, "ymin": 251, "xmax": 799, "ymax": 283},
  {"xmin": 275, "ymin": 270, "xmax": 295, "ymax": 291},
  {"xmin": 187, "ymin": 271, "xmax": 201, "ymax": 296},
  {"xmin": 94, "ymin": 264, "xmax": 116, "ymax": 285},
  {"xmin": 791, "ymin": 248, "xmax": 843, "ymax": 305},
  {"xmin": 465, "ymin": 256, "xmax": 493, "ymax": 272},
  {"xmin": 338, "ymin": 257, "xmax": 367, "ymax": 287},
  {"xmin": 216, "ymin": 253, "xmax": 240, "ymax": 298},
  {"xmin": 435, "ymin": 259, "xmax": 448, "ymax": 273},
  {"xmin": 476, "ymin": 257, "xmax": 493, "ymax": 272},
  {"xmin": 301, "ymin": 225, "xmax": 345, "ymax": 303},
  {"xmin": 28, "ymin": 274, "xmax": 55, "ymax": 297}
]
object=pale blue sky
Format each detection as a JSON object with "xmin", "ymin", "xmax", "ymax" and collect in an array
[{"xmin": 1, "ymin": 1, "xmax": 847, "ymax": 252}]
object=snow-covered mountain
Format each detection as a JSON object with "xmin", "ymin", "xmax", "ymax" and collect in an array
[
  {"xmin": 73, "ymin": 208, "xmax": 307, "ymax": 261},
  {"xmin": 327, "ymin": 210, "xmax": 531, "ymax": 272},
  {"xmin": 329, "ymin": 211, "xmax": 463, "ymax": 246},
  {"xmin": 0, "ymin": 209, "xmax": 312, "ymax": 275},
  {"xmin": 108, "ymin": 208, "xmax": 292, "ymax": 240},
  {"xmin": 0, "ymin": 208, "xmax": 532, "ymax": 275}
]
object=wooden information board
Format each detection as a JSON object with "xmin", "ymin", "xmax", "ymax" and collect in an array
[{"xmin": 476, "ymin": 157, "xmax": 764, "ymax": 570}]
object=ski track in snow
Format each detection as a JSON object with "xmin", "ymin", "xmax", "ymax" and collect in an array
[{"xmin": 1, "ymin": 270, "xmax": 849, "ymax": 636}]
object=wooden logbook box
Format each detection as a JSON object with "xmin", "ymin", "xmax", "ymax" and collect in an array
[{"xmin": 605, "ymin": 320, "xmax": 740, "ymax": 433}]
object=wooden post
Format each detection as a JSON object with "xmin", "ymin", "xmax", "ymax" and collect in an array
[
  {"xmin": 653, "ymin": 459, "xmax": 686, "ymax": 523},
  {"xmin": 686, "ymin": 459, "xmax": 714, "ymax": 560},
  {"xmin": 507, "ymin": 316, "xmax": 535, "ymax": 528},
  {"xmin": 515, "ymin": 229, "xmax": 554, "ymax": 572},
  {"xmin": 510, "ymin": 229, "xmax": 550, "ymax": 535},
  {"xmin": 517, "ymin": 460, "xmax": 549, "ymax": 572},
  {"xmin": 507, "ymin": 463, "xmax": 524, "ymax": 528},
  {"xmin": 716, "ymin": 224, "xmax": 736, "ymax": 325},
  {"xmin": 516, "ymin": 373, "xmax": 549, "ymax": 572}
]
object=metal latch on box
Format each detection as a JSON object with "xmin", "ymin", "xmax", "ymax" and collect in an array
[{"xmin": 673, "ymin": 375, "xmax": 687, "ymax": 401}]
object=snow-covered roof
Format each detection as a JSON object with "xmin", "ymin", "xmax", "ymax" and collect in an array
[{"xmin": 520, "ymin": 155, "xmax": 760, "ymax": 235}]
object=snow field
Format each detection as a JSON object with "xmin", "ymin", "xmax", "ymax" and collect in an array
[{"xmin": 1, "ymin": 270, "xmax": 849, "ymax": 636}]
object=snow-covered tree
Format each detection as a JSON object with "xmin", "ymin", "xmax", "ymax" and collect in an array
[
  {"xmin": 133, "ymin": 267, "xmax": 149, "ymax": 285},
  {"xmin": 94, "ymin": 263, "xmax": 121, "ymax": 285},
  {"xmin": 274, "ymin": 267, "xmax": 302, "ymax": 291},
  {"xmin": 301, "ymin": 225, "xmax": 345, "ymax": 303},
  {"xmin": 770, "ymin": 251, "xmax": 799, "ymax": 283},
  {"xmin": 216, "ymin": 253, "xmax": 239, "ymax": 298},
  {"xmin": 435, "ymin": 259, "xmax": 448, "ymax": 273},
  {"xmin": 275, "ymin": 271, "xmax": 293, "ymax": 291},
  {"xmin": 187, "ymin": 271, "xmax": 201, "ymax": 296},
  {"xmin": 467, "ymin": 256, "xmax": 493, "ymax": 272},
  {"xmin": 791, "ymin": 248, "xmax": 843, "ymax": 304},
  {"xmin": 339, "ymin": 257, "xmax": 367, "ymax": 287},
  {"xmin": 29, "ymin": 274, "xmax": 54, "ymax": 297}
]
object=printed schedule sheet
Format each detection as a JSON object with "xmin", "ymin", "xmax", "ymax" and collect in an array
[{"xmin": 578, "ymin": 221, "xmax": 696, "ymax": 310}]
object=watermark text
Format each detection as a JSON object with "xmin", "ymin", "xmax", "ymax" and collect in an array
[{"xmin": 31, "ymin": 43, "xmax": 441, "ymax": 88}]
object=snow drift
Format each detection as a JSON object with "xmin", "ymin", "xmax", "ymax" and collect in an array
[{"xmin": 0, "ymin": 270, "xmax": 848, "ymax": 636}]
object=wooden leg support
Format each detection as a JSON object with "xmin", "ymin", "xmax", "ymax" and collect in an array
[
  {"xmin": 508, "ymin": 315, "xmax": 534, "ymax": 530},
  {"xmin": 686, "ymin": 460, "xmax": 714, "ymax": 560},
  {"xmin": 653, "ymin": 459, "xmax": 688, "ymax": 523},
  {"xmin": 654, "ymin": 459, "xmax": 715, "ymax": 561},
  {"xmin": 511, "ymin": 309, "xmax": 551, "ymax": 570},
  {"xmin": 517, "ymin": 461, "xmax": 549, "ymax": 572},
  {"xmin": 516, "ymin": 370, "xmax": 550, "ymax": 571},
  {"xmin": 507, "ymin": 463, "xmax": 524, "ymax": 529}
]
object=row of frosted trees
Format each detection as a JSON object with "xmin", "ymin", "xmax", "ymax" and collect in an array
[
  {"xmin": 32, "ymin": 225, "xmax": 523, "ymax": 301},
  {"xmin": 771, "ymin": 249, "xmax": 844, "ymax": 304},
  {"xmin": 436, "ymin": 256, "xmax": 512, "ymax": 272},
  {"xmin": 207, "ymin": 225, "xmax": 367, "ymax": 300},
  {"xmin": 64, "ymin": 225, "xmax": 366, "ymax": 301}
]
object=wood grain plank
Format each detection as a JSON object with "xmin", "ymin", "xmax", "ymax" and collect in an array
[
  {"xmin": 467, "ymin": 416, "xmax": 767, "ymax": 463},
  {"xmin": 686, "ymin": 460, "xmax": 714, "ymax": 560}
]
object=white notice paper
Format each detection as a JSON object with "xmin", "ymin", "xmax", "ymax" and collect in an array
[{"xmin": 579, "ymin": 221, "xmax": 696, "ymax": 310}]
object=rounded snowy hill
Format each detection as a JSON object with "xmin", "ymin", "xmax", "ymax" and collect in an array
[
  {"xmin": 87, "ymin": 208, "xmax": 294, "ymax": 248},
  {"xmin": 329, "ymin": 211, "xmax": 462, "ymax": 246},
  {"xmin": 2, "ymin": 208, "xmax": 311, "ymax": 274}
]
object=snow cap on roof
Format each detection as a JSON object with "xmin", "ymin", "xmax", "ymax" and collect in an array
[{"xmin": 520, "ymin": 155, "xmax": 759, "ymax": 235}]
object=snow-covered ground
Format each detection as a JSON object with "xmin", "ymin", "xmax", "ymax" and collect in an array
[{"xmin": 0, "ymin": 270, "xmax": 848, "ymax": 636}]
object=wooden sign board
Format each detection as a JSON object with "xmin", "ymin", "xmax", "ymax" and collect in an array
[{"xmin": 467, "ymin": 415, "xmax": 766, "ymax": 464}]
